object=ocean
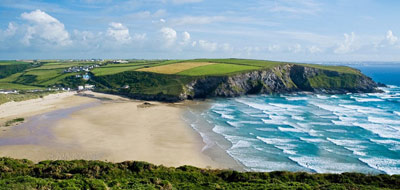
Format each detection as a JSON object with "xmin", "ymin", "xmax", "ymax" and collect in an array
[{"xmin": 185, "ymin": 63, "xmax": 400, "ymax": 174}]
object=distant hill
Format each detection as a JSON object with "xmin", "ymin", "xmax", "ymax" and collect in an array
[{"xmin": 0, "ymin": 59, "xmax": 381, "ymax": 102}]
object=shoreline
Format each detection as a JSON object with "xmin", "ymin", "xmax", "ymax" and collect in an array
[{"xmin": 0, "ymin": 91, "xmax": 238, "ymax": 170}]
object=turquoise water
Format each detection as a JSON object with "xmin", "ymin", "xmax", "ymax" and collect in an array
[{"xmin": 188, "ymin": 64, "xmax": 400, "ymax": 174}]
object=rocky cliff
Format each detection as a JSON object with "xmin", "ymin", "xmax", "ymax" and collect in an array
[
  {"xmin": 93, "ymin": 64, "xmax": 382, "ymax": 102},
  {"xmin": 179, "ymin": 64, "xmax": 381, "ymax": 100}
]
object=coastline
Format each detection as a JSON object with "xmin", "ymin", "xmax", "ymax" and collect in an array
[{"xmin": 0, "ymin": 91, "xmax": 238, "ymax": 170}]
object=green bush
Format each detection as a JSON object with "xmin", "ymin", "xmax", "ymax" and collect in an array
[{"xmin": 0, "ymin": 158, "xmax": 398, "ymax": 189}]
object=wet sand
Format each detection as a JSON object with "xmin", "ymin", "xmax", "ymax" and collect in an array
[{"xmin": 0, "ymin": 92, "xmax": 238, "ymax": 169}]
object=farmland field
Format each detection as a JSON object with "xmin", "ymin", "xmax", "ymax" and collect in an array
[
  {"xmin": 177, "ymin": 63, "xmax": 260, "ymax": 76},
  {"xmin": 138, "ymin": 62, "xmax": 215, "ymax": 74}
]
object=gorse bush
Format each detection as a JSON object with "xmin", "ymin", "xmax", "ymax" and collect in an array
[{"xmin": 0, "ymin": 157, "xmax": 399, "ymax": 189}]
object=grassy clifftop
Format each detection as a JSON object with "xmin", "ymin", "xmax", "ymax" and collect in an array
[
  {"xmin": 0, "ymin": 157, "xmax": 398, "ymax": 190},
  {"xmin": 91, "ymin": 59, "xmax": 378, "ymax": 102},
  {"xmin": 0, "ymin": 59, "xmax": 379, "ymax": 102}
]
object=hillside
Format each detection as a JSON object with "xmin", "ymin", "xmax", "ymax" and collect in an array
[
  {"xmin": 0, "ymin": 157, "xmax": 398, "ymax": 190},
  {"xmin": 0, "ymin": 59, "xmax": 381, "ymax": 102}
]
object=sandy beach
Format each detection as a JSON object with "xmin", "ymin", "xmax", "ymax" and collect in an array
[
  {"xmin": 0, "ymin": 92, "xmax": 96, "ymax": 127},
  {"xmin": 0, "ymin": 91, "xmax": 233, "ymax": 169}
]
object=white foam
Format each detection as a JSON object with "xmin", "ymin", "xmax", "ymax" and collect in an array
[
  {"xmin": 311, "ymin": 102, "xmax": 349, "ymax": 113},
  {"xmin": 212, "ymin": 125, "xmax": 228, "ymax": 134},
  {"xmin": 368, "ymin": 117, "xmax": 400, "ymax": 125},
  {"xmin": 291, "ymin": 115, "xmax": 305, "ymax": 121},
  {"xmin": 387, "ymin": 85, "xmax": 398, "ymax": 89},
  {"xmin": 289, "ymin": 156, "xmax": 361, "ymax": 173},
  {"xmin": 299, "ymin": 137, "xmax": 327, "ymax": 143},
  {"xmin": 257, "ymin": 136, "xmax": 297, "ymax": 155},
  {"xmin": 269, "ymin": 103, "xmax": 301, "ymax": 110},
  {"xmin": 359, "ymin": 158, "xmax": 400, "ymax": 175},
  {"xmin": 262, "ymin": 115, "xmax": 287, "ymax": 125},
  {"xmin": 394, "ymin": 111, "xmax": 400, "ymax": 116},
  {"xmin": 309, "ymin": 129, "xmax": 321, "ymax": 137},
  {"xmin": 354, "ymin": 98, "xmax": 384, "ymax": 102},
  {"xmin": 256, "ymin": 127, "xmax": 276, "ymax": 132},
  {"xmin": 370, "ymin": 139, "xmax": 400, "ymax": 150},
  {"xmin": 227, "ymin": 121, "xmax": 240, "ymax": 127},
  {"xmin": 235, "ymin": 99, "xmax": 280, "ymax": 111},
  {"xmin": 339, "ymin": 104, "xmax": 385, "ymax": 115},
  {"xmin": 327, "ymin": 138, "xmax": 367, "ymax": 156},
  {"xmin": 354, "ymin": 122, "xmax": 400, "ymax": 139},
  {"xmin": 331, "ymin": 116, "xmax": 357, "ymax": 126},
  {"xmin": 332, "ymin": 120, "xmax": 354, "ymax": 126},
  {"xmin": 212, "ymin": 110, "xmax": 235, "ymax": 120},
  {"xmin": 231, "ymin": 140, "xmax": 253, "ymax": 149},
  {"xmin": 285, "ymin": 97, "xmax": 308, "ymax": 101},
  {"xmin": 239, "ymin": 120, "xmax": 263, "ymax": 125},
  {"xmin": 278, "ymin": 127, "xmax": 304, "ymax": 133},
  {"xmin": 325, "ymin": 129, "xmax": 347, "ymax": 133},
  {"xmin": 316, "ymin": 95, "xmax": 329, "ymax": 99}
]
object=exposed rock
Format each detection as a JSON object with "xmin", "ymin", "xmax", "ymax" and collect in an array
[{"xmin": 180, "ymin": 64, "xmax": 381, "ymax": 100}]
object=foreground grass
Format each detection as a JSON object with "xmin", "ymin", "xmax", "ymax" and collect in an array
[{"xmin": 0, "ymin": 157, "xmax": 398, "ymax": 190}]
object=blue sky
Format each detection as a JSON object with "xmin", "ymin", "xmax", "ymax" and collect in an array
[{"xmin": 0, "ymin": 0, "xmax": 399, "ymax": 61}]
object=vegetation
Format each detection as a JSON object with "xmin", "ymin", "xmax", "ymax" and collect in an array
[
  {"xmin": 0, "ymin": 59, "xmax": 373, "ymax": 102},
  {"xmin": 0, "ymin": 91, "xmax": 57, "ymax": 105},
  {"xmin": 0, "ymin": 157, "xmax": 397, "ymax": 189},
  {"xmin": 177, "ymin": 63, "xmax": 259, "ymax": 76},
  {"xmin": 138, "ymin": 62, "xmax": 215, "ymax": 74},
  {"xmin": 0, "ymin": 61, "xmax": 33, "ymax": 79},
  {"xmin": 4, "ymin": 118, "xmax": 24, "ymax": 127},
  {"xmin": 93, "ymin": 71, "xmax": 193, "ymax": 99}
]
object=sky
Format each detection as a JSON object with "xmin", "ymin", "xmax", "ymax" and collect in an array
[{"xmin": 0, "ymin": 0, "xmax": 399, "ymax": 62}]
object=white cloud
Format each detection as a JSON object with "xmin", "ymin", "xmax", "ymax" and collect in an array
[
  {"xmin": 3, "ymin": 23, "xmax": 17, "ymax": 36},
  {"xmin": 386, "ymin": 30, "xmax": 398, "ymax": 45},
  {"xmin": 133, "ymin": 33, "xmax": 147, "ymax": 41},
  {"xmin": 171, "ymin": 0, "xmax": 203, "ymax": 4},
  {"xmin": 20, "ymin": 9, "xmax": 71, "ymax": 46},
  {"xmin": 243, "ymin": 46, "xmax": 261, "ymax": 55},
  {"xmin": 198, "ymin": 40, "xmax": 217, "ymax": 52},
  {"xmin": 267, "ymin": 44, "xmax": 281, "ymax": 52},
  {"xmin": 334, "ymin": 32, "xmax": 356, "ymax": 54},
  {"xmin": 289, "ymin": 44, "xmax": 303, "ymax": 53},
  {"xmin": 221, "ymin": 43, "xmax": 233, "ymax": 52},
  {"xmin": 170, "ymin": 16, "xmax": 225, "ymax": 26},
  {"xmin": 107, "ymin": 22, "xmax": 131, "ymax": 43},
  {"xmin": 160, "ymin": 27, "xmax": 177, "ymax": 46},
  {"xmin": 308, "ymin": 45, "xmax": 322, "ymax": 53},
  {"xmin": 180, "ymin": 31, "xmax": 191, "ymax": 45},
  {"xmin": 267, "ymin": 0, "xmax": 321, "ymax": 15}
]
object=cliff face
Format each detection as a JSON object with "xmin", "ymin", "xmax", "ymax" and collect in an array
[
  {"xmin": 93, "ymin": 64, "xmax": 381, "ymax": 102},
  {"xmin": 180, "ymin": 64, "xmax": 380, "ymax": 100}
]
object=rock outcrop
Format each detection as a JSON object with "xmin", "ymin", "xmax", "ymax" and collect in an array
[
  {"xmin": 94, "ymin": 64, "xmax": 382, "ymax": 102},
  {"xmin": 179, "ymin": 64, "xmax": 381, "ymax": 100}
]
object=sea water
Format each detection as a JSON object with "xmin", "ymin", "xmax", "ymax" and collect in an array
[{"xmin": 186, "ymin": 63, "xmax": 400, "ymax": 174}]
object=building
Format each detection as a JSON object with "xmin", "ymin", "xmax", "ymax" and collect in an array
[
  {"xmin": 83, "ymin": 74, "xmax": 90, "ymax": 80},
  {"xmin": 84, "ymin": 84, "xmax": 95, "ymax": 90},
  {"xmin": 78, "ymin": 86, "xmax": 84, "ymax": 91}
]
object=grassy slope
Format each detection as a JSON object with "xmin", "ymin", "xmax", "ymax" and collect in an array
[
  {"xmin": 177, "ymin": 63, "xmax": 259, "ymax": 76},
  {"xmin": 0, "ymin": 91, "xmax": 56, "ymax": 105},
  {"xmin": 91, "ymin": 59, "xmax": 367, "ymax": 99},
  {"xmin": 0, "ymin": 157, "xmax": 398, "ymax": 190},
  {"xmin": 0, "ymin": 59, "xmax": 365, "ymax": 94}
]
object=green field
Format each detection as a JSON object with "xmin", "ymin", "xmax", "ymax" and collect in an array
[
  {"xmin": 177, "ymin": 63, "xmax": 260, "ymax": 76},
  {"xmin": 0, "ymin": 59, "xmax": 370, "ymax": 102}
]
